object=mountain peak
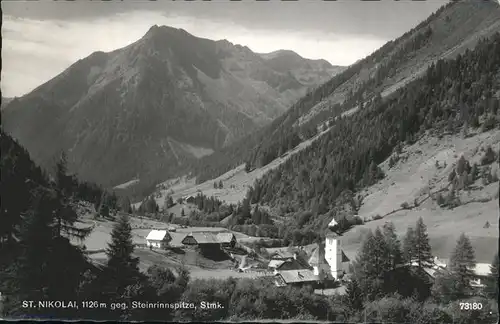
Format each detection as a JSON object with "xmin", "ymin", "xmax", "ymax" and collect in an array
[
  {"xmin": 260, "ymin": 49, "xmax": 303, "ymax": 60},
  {"xmin": 143, "ymin": 24, "xmax": 191, "ymax": 40}
]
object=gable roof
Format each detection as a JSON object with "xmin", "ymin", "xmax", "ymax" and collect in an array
[
  {"xmin": 328, "ymin": 218, "xmax": 338, "ymax": 228},
  {"xmin": 276, "ymin": 269, "xmax": 319, "ymax": 283},
  {"xmin": 216, "ymin": 232, "xmax": 235, "ymax": 243},
  {"xmin": 308, "ymin": 244, "xmax": 327, "ymax": 266},
  {"xmin": 472, "ymin": 263, "xmax": 492, "ymax": 277},
  {"xmin": 308, "ymin": 243, "xmax": 350, "ymax": 265},
  {"xmin": 341, "ymin": 250, "xmax": 350, "ymax": 262},
  {"xmin": 189, "ymin": 232, "xmax": 220, "ymax": 244},
  {"xmin": 271, "ymin": 250, "xmax": 296, "ymax": 259},
  {"xmin": 268, "ymin": 260, "xmax": 286, "ymax": 268},
  {"xmin": 146, "ymin": 230, "xmax": 169, "ymax": 241}
]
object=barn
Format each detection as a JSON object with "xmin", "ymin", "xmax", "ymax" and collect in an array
[
  {"xmin": 216, "ymin": 232, "xmax": 237, "ymax": 248},
  {"xmin": 181, "ymin": 232, "xmax": 220, "ymax": 248},
  {"xmin": 146, "ymin": 230, "xmax": 172, "ymax": 249}
]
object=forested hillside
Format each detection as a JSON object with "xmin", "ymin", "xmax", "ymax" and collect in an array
[
  {"xmin": 191, "ymin": 0, "xmax": 500, "ymax": 183},
  {"xmin": 2, "ymin": 25, "xmax": 339, "ymax": 190},
  {"xmin": 246, "ymin": 32, "xmax": 500, "ymax": 236},
  {"xmin": 2, "ymin": 127, "xmax": 498, "ymax": 322}
]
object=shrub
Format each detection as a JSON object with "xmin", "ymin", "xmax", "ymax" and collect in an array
[
  {"xmin": 481, "ymin": 115, "xmax": 497, "ymax": 132},
  {"xmin": 481, "ymin": 146, "xmax": 497, "ymax": 166},
  {"xmin": 436, "ymin": 193, "xmax": 445, "ymax": 206}
]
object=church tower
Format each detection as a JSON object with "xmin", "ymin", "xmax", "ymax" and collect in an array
[{"xmin": 325, "ymin": 217, "xmax": 344, "ymax": 279}]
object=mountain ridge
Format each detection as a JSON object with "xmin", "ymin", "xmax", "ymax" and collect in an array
[
  {"xmin": 191, "ymin": 0, "xmax": 500, "ymax": 184},
  {"xmin": 2, "ymin": 25, "xmax": 342, "ymax": 188}
]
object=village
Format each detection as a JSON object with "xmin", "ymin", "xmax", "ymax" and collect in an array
[{"xmin": 79, "ymin": 198, "xmax": 494, "ymax": 297}]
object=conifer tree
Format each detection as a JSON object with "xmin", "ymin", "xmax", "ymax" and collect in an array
[
  {"xmin": 103, "ymin": 214, "xmax": 142, "ymax": 301},
  {"xmin": 352, "ymin": 230, "xmax": 383, "ymax": 300},
  {"xmin": 373, "ymin": 227, "xmax": 392, "ymax": 275},
  {"xmin": 413, "ymin": 218, "xmax": 433, "ymax": 268},
  {"xmin": 382, "ymin": 222, "xmax": 403, "ymax": 270},
  {"xmin": 344, "ymin": 279, "xmax": 364, "ymax": 316},
  {"xmin": 119, "ymin": 196, "xmax": 133, "ymax": 214},
  {"xmin": 3, "ymin": 186, "xmax": 88, "ymax": 319},
  {"xmin": 448, "ymin": 233, "xmax": 476, "ymax": 296},
  {"xmin": 487, "ymin": 253, "xmax": 498, "ymax": 299},
  {"xmin": 402, "ymin": 226, "xmax": 415, "ymax": 264},
  {"xmin": 99, "ymin": 191, "xmax": 110, "ymax": 217},
  {"xmin": 3, "ymin": 187, "xmax": 57, "ymax": 317}
]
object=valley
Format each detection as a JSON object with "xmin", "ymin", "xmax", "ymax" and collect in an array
[{"xmin": 2, "ymin": 0, "xmax": 500, "ymax": 322}]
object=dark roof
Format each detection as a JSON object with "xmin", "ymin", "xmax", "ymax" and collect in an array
[
  {"xmin": 271, "ymin": 251, "xmax": 296, "ymax": 259},
  {"xmin": 341, "ymin": 250, "xmax": 350, "ymax": 262},
  {"xmin": 276, "ymin": 270, "xmax": 319, "ymax": 283},
  {"xmin": 182, "ymin": 232, "xmax": 236, "ymax": 244},
  {"xmin": 186, "ymin": 232, "xmax": 219, "ymax": 244}
]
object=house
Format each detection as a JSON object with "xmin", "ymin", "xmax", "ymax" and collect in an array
[
  {"xmin": 146, "ymin": 230, "xmax": 172, "ymax": 249},
  {"xmin": 270, "ymin": 250, "xmax": 296, "ymax": 261},
  {"xmin": 268, "ymin": 254, "xmax": 311, "ymax": 273},
  {"xmin": 184, "ymin": 195, "xmax": 195, "ymax": 204},
  {"xmin": 470, "ymin": 263, "xmax": 492, "ymax": 288},
  {"xmin": 216, "ymin": 232, "xmax": 237, "ymax": 248},
  {"xmin": 274, "ymin": 269, "xmax": 320, "ymax": 287},
  {"xmin": 408, "ymin": 257, "xmax": 493, "ymax": 288}
]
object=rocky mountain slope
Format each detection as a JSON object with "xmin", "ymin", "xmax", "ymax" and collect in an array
[
  {"xmin": 2, "ymin": 25, "xmax": 341, "ymax": 187},
  {"xmin": 192, "ymin": 0, "xmax": 500, "ymax": 183},
  {"xmin": 1, "ymin": 97, "xmax": 13, "ymax": 110}
]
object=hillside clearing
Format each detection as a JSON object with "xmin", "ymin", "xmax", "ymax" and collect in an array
[{"xmin": 341, "ymin": 129, "xmax": 500, "ymax": 263}]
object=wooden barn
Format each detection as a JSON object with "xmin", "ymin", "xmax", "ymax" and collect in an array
[
  {"xmin": 216, "ymin": 232, "xmax": 237, "ymax": 248},
  {"xmin": 182, "ymin": 232, "xmax": 221, "ymax": 248}
]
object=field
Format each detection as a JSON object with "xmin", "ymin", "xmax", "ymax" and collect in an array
[
  {"xmin": 150, "ymin": 125, "xmax": 334, "ymax": 209},
  {"xmin": 341, "ymin": 129, "xmax": 500, "ymax": 263},
  {"xmin": 77, "ymin": 213, "xmax": 271, "ymax": 279},
  {"xmin": 90, "ymin": 125, "xmax": 499, "ymax": 282}
]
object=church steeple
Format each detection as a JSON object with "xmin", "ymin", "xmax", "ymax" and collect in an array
[{"xmin": 327, "ymin": 217, "xmax": 341, "ymax": 235}]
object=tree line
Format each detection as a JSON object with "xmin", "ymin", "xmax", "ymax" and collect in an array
[
  {"xmin": 1, "ymin": 128, "xmax": 498, "ymax": 323},
  {"xmin": 245, "ymin": 32, "xmax": 500, "ymax": 236},
  {"xmin": 188, "ymin": 1, "xmax": 459, "ymax": 184}
]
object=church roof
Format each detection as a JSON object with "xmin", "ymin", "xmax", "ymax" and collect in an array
[{"xmin": 308, "ymin": 243, "xmax": 327, "ymax": 266}]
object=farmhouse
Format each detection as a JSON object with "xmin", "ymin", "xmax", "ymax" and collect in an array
[
  {"xmin": 269, "ymin": 250, "xmax": 296, "ymax": 260},
  {"xmin": 470, "ymin": 263, "xmax": 492, "ymax": 287},
  {"xmin": 146, "ymin": 230, "xmax": 172, "ymax": 249},
  {"xmin": 406, "ymin": 257, "xmax": 493, "ymax": 288},
  {"xmin": 274, "ymin": 269, "xmax": 320, "ymax": 287},
  {"xmin": 268, "ymin": 250, "xmax": 311, "ymax": 272}
]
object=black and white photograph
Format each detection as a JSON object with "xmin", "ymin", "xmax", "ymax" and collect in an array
[{"xmin": 1, "ymin": 0, "xmax": 499, "ymax": 322}]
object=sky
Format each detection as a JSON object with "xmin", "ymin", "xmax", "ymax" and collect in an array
[{"xmin": 1, "ymin": 0, "xmax": 449, "ymax": 98}]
